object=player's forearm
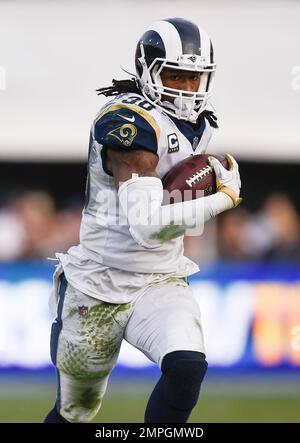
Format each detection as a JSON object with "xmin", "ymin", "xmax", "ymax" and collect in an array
[
  {"xmin": 118, "ymin": 175, "xmax": 232, "ymax": 248},
  {"xmin": 202, "ymin": 191, "xmax": 233, "ymax": 221}
]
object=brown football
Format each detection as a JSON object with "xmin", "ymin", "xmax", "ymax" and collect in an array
[{"xmin": 162, "ymin": 154, "xmax": 229, "ymax": 203}]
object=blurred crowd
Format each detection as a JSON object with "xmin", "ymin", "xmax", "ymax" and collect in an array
[
  {"xmin": 0, "ymin": 190, "xmax": 299, "ymax": 263},
  {"xmin": 0, "ymin": 191, "xmax": 82, "ymax": 262},
  {"xmin": 185, "ymin": 192, "xmax": 300, "ymax": 263}
]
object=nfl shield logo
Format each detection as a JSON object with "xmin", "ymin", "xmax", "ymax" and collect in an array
[
  {"xmin": 78, "ymin": 305, "xmax": 89, "ymax": 317},
  {"xmin": 192, "ymin": 136, "xmax": 199, "ymax": 151},
  {"xmin": 188, "ymin": 55, "xmax": 197, "ymax": 62}
]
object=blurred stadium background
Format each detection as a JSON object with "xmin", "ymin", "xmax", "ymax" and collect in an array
[{"xmin": 0, "ymin": 0, "xmax": 300, "ymax": 423}]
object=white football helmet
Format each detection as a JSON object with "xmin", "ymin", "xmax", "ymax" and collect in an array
[{"xmin": 135, "ymin": 18, "xmax": 216, "ymax": 123}]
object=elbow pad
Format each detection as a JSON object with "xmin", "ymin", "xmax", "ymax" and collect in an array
[{"xmin": 118, "ymin": 175, "xmax": 165, "ymax": 248}]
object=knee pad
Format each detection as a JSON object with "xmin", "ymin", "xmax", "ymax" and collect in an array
[{"xmin": 161, "ymin": 350, "xmax": 208, "ymax": 410}]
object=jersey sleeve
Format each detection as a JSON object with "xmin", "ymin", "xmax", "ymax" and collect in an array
[{"xmin": 94, "ymin": 105, "xmax": 160, "ymax": 155}]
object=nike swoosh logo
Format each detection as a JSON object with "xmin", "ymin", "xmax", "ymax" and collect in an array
[{"xmin": 117, "ymin": 114, "xmax": 135, "ymax": 123}]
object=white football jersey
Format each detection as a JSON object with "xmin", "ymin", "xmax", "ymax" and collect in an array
[{"xmin": 57, "ymin": 92, "xmax": 214, "ymax": 302}]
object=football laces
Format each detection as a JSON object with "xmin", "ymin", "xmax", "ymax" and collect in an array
[{"xmin": 185, "ymin": 166, "xmax": 212, "ymax": 188}]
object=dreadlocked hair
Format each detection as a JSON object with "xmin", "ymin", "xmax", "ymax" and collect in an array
[
  {"xmin": 202, "ymin": 109, "xmax": 218, "ymax": 129},
  {"xmin": 96, "ymin": 78, "xmax": 218, "ymax": 129},
  {"xmin": 96, "ymin": 78, "xmax": 141, "ymax": 97}
]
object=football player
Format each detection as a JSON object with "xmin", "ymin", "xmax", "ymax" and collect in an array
[{"xmin": 44, "ymin": 18, "xmax": 241, "ymax": 423}]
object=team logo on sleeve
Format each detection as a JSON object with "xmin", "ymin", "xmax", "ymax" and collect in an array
[
  {"xmin": 108, "ymin": 123, "xmax": 137, "ymax": 147},
  {"xmin": 167, "ymin": 133, "xmax": 179, "ymax": 153}
]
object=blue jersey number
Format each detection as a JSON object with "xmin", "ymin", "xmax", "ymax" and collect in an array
[{"xmin": 122, "ymin": 96, "xmax": 154, "ymax": 111}]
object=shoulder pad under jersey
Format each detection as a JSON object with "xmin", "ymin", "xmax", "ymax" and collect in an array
[{"xmin": 94, "ymin": 97, "xmax": 161, "ymax": 154}]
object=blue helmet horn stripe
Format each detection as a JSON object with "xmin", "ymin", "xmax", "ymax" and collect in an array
[{"xmin": 165, "ymin": 18, "xmax": 201, "ymax": 56}]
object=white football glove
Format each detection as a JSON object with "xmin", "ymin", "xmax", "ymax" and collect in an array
[{"xmin": 208, "ymin": 154, "xmax": 242, "ymax": 208}]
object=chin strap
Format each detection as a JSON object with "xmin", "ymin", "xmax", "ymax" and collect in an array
[
  {"xmin": 161, "ymin": 100, "xmax": 218, "ymax": 127},
  {"xmin": 160, "ymin": 99, "xmax": 199, "ymax": 123}
]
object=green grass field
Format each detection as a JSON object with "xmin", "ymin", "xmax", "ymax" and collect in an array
[{"xmin": 1, "ymin": 375, "xmax": 299, "ymax": 423}]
